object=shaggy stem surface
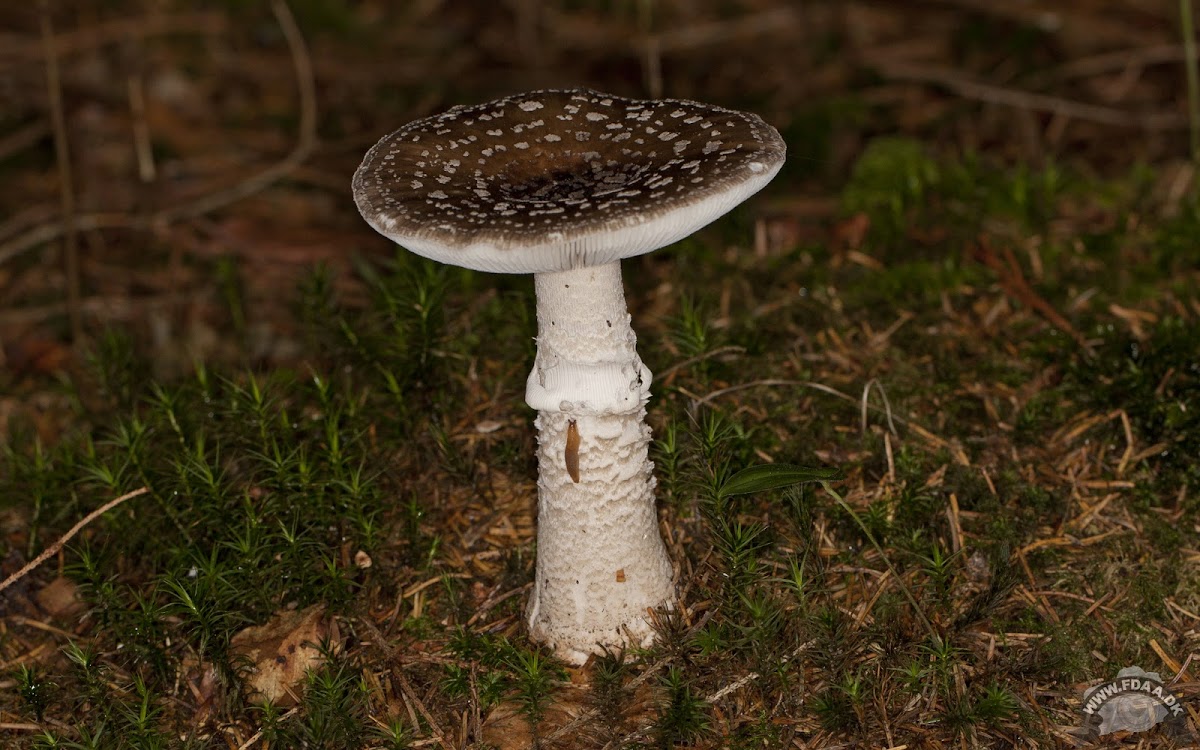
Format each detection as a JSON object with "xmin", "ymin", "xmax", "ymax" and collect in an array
[{"xmin": 525, "ymin": 262, "xmax": 674, "ymax": 663}]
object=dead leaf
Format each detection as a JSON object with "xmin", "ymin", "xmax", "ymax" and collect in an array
[
  {"xmin": 480, "ymin": 696, "xmax": 583, "ymax": 750},
  {"xmin": 36, "ymin": 576, "xmax": 86, "ymax": 620},
  {"xmin": 229, "ymin": 604, "xmax": 340, "ymax": 706},
  {"xmin": 480, "ymin": 666, "xmax": 659, "ymax": 748}
]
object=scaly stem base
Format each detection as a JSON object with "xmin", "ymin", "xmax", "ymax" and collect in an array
[{"xmin": 524, "ymin": 263, "xmax": 674, "ymax": 663}]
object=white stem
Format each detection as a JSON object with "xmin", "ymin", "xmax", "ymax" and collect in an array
[
  {"xmin": 524, "ymin": 262, "xmax": 674, "ymax": 664},
  {"xmin": 525, "ymin": 262, "xmax": 651, "ymax": 415}
]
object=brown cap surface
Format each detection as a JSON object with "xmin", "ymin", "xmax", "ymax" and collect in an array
[{"xmin": 353, "ymin": 88, "xmax": 786, "ymax": 273}]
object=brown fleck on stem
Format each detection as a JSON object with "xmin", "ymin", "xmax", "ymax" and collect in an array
[{"xmin": 565, "ymin": 419, "xmax": 580, "ymax": 483}]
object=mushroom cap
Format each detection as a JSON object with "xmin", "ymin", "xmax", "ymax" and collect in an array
[{"xmin": 352, "ymin": 88, "xmax": 786, "ymax": 273}]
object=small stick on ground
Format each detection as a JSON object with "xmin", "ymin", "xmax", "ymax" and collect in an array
[
  {"xmin": 39, "ymin": 0, "xmax": 82, "ymax": 342},
  {"xmin": 658, "ymin": 345, "xmax": 745, "ymax": 382},
  {"xmin": 396, "ymin": 671, "xmax": 452, "ymax": 750},
  {"xmin": 235, "ymin": 707, "xmax": 300, "ymax": 749},
  {"xmin": 870, "ymin": 58, "xmax": 1188, "ymax": 130},
  {"xmin": 0, "ymin": 0, "xmax": 318, "ymax": 268},
  {"xmin": 705, "ymin": 640, "xmax": 815, "ymax": 704},
  {"xmin": 0, "ymin": 487, "xmax": 149, "ymax": 596},
  {"xmin": 3, "ymin": 11, "xmax": 228, "ymax": 61},
  {"xmin": 687, "ymin": 377, "xmax": 903, "ymax": 436},
  {"xmin": 972, "ymin": 238, "xmax": 1093, "ymax": 353}
]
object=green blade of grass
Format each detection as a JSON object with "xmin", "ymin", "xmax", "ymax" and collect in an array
[
  {"xmin": 717, "ymin": 464, "xmax": 842, "ymax": 500},
  {"xmin": 820, "ymin": 480, "xmax": 938, "ymax": 643}
]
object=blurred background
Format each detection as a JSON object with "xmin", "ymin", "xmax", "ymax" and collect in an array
[{"xmin": 1, "ymin": 1, "xmax": 1195, "ymax": 397}]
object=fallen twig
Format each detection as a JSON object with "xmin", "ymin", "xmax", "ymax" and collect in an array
[
  {"xmin": 0, "ymin": 0, "xmax": 317, "ymax": 268},
  {"xmin": 685, "ymin": 377, "xmax": 905, "ymax": 435},
  {"xmin": 235, "ymin": 707, "xmax": 301, "ymax": 749},
  {"xmin": 1046, "ymin": 43, "xmax": 1185, "ymax": 82},
  {"xmin": 658, "ymin": 345, "xmax": 746, "ymax": 381},
  {"xmin": 705, "ymin": 639, "xmax": 815, "ymax": 703},
  {"xmin": 0, "ymin": 487, "xmax": 149, "ymax": 597},
  {"xmin": 39, "ymin": 0, "xmax": 82, "ymax": 341},
  {"xmin": 867, "ymin": 59, "xmax": 1189, "ymax": 131},
  {"xmin": 0, "ymin": 11, "xmax": 228, "ymax": 61},
  {"xmin": 971, "ymin": 239, "xmax": 1093, "ymax": 352}
]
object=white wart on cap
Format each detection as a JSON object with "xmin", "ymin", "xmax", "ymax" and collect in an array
[{"xmin": 352, "ymin": 88, "xmax": 786, "ymax": 273}]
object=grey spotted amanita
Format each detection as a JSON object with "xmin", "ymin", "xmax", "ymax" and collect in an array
[{"xmin": 353, "ymin": 88, "xmax": 785, "ymax": 663}]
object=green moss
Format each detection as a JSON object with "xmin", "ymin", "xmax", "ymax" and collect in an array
[
  {"xmin": 1014, "ymin": 387, "xmax": 1070, "ymax": 445},
  {"xmin": 5, "ymin": 110, "xmax": 1199, "ymax": 747},
  {"xmin": 654, "ymin": 667, "xmax": 711, "ymax": 746},
  {"xmin": 1066, "ymin": 317, "xmax": 1200, "ymax": 492},
  {"xmin": 842, "ymin": 258, "xmax": 983, "ymax": 311},
  {"xmin": 842, "ymin": 137, "xmax": 943, "ymax": 246}
]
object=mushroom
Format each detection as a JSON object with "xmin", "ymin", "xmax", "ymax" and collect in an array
[{"xmin": 353, "ymin": 88, "xmax": 785, "ymax": 663}]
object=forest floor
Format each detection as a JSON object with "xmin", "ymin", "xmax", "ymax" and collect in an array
[{"xmin": 0, "ymin": 1, "xmax": 1198, "ymax": 748}]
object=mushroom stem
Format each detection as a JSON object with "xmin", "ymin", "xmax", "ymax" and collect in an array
[{"xmin": 525, "ymin": 262, "xmax": 674, "ymax": 663}]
